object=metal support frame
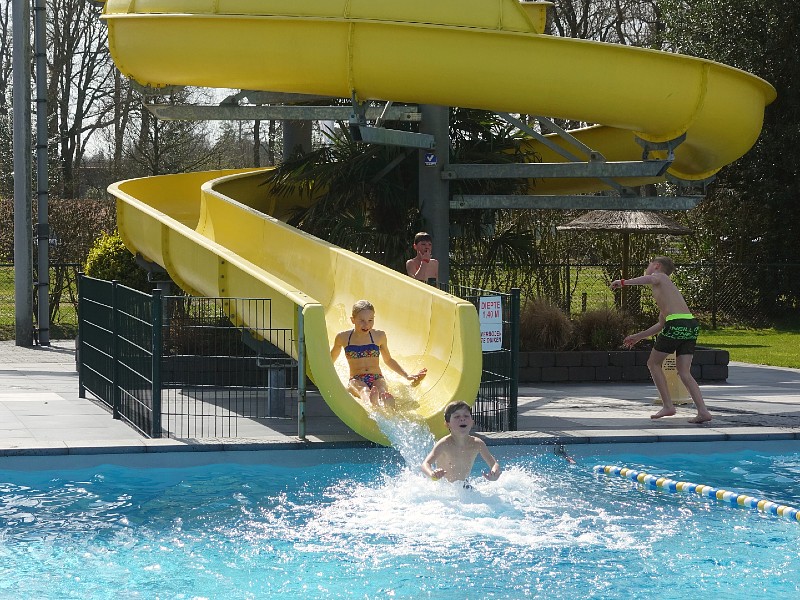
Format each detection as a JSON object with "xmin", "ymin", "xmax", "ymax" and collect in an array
[
  {"xmin": 497, "ymin": 112, "xmax": 639, "ymax": 194},
  {"xmin": 297, "ymin": 305, "xmax": 306, "ymax": 441},
  {"xmin": 349, "ymin": 95, "xmax": 435, "ymax": 149},
  {"xmin": 667, "ymin": 171, "xmax": 716, "ymax": 196},
  {"xmin": 451, "ymin": 195, "xmax": 703, "ymax": 211},
  {"xmin": 151, "ymin": 288, "xmax": 163, "ymax": 437},
  {"xmin": 441, "ymin": 160, "xmax": 671, "ymax": 180},
  {"xmin": 443, "ymin": 112, "xmax": 700, "ymax": 210},
  {"xmin": 147, "ymin": 103, "xmax": 423, "ymax": 122},
  {"xmin": 33, "ymin": 0, "xmax": 49, "ymax": 345},
  {"xmin": 419, "ymin": 105, "xmax": 450, "ymax": 283},
  {"xmin": 635, "ymin": 133, "xmax": 686, "ymax": 161},
  {"xmin": 135, "ymin": 253, "xmax": 169, "ymax": 280}
]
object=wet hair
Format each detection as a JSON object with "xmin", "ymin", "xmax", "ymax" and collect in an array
[
  {"xmin": 414, "ymin": 232, "xmax": 433, "ymax": 245},
  {"xmin": 652, "ymin": 256, "xmax": 675, "ymax": 275},
  {"xmin": 351, "ymin": 299, "xmax": 375, "ymax": 317},
  {"xmin": 444, "ymin": 400, "xmax": 472, "ymax": 422}
]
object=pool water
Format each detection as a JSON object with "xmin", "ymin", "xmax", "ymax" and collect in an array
[{"xmin": 1, "ymin": 440, "xmax": 799, "ymax": 599}]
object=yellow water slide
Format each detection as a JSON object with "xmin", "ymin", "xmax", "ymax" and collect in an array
[
  {"xmin": 101, "ymin": 0, "xmax": 775, "ymax": 444},
  {"xmin": 111, "ymin": 168, "xmax": 480, "ymax": 446}
]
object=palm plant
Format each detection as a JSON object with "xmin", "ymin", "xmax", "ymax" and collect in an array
[
  {"xmin": 266, "ymin": 125, "xmax": 420, "ymax": 271},
  {"xmin": 265, "ymin": 107, "xmax": 558, "ymax": 291}
]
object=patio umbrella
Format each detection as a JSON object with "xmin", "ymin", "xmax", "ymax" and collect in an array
[{"xmin": 557, "ymin": 210, "xmax": 693, "ymax": 307}]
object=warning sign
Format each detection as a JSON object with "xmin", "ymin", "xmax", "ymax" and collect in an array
[{"xmin": 479, "ymin": 296, "xmax": 503, "ymax": 352}]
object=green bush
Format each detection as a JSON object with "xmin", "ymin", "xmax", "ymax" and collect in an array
[
  {"xmin": 520, "ymin": 297, "xmax": 573, "ymax": 351},
  {"xmin": 571, "ymin": 308, "xmax": 633, "ymax": 351},
  {"xmin": 84, "ymin": 230, "xmax": 150, "ymax": 291}
]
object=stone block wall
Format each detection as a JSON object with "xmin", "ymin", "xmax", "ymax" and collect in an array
[{"xmin": 518, "ymin": 348, "xmax": 729, "ymax": 383}]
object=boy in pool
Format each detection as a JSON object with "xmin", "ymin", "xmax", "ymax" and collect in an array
[
  {"xmin": 610, "ymin": 256, "xmax": 713, "ymax": 424},
  {"xmin": 406, "ymin": 232, "xmax": 439, "ymax": 284},
  {"xmin": 421, "ymin": 401, "xmax": 502, "ymax": 483},
  {"xmin": 330, "ymin": 300, "xmax": 427, "ymax": 409}
]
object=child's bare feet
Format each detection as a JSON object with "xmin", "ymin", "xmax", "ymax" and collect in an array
[
  {"xmin": 367, "ymin": 389, "xmax": 380, "ymax": 406},
  {"xmin": 379, "ymin": 391, "xmax": 395, "ymax": 409},
  {"xmin": 688, "ymin": 412, "xmax": 712, "ymax": 424},
  {"xmin": 651, "ymin": 407, "xmax": 676, "ymax": 419}
]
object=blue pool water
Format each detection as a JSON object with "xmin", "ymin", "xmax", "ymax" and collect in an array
[{"xmin": 1, "ymin": 440, "xmax": 799, "ymax": 599}]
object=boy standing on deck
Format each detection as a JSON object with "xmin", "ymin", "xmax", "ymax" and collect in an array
[
  {"xmin": 610, "ymin": 256, "xmax": 713, "ymax": 424},
  {"xmin": 406, "ymin": 232, "xmax": 439, "ymax": 284},
  {"xmin": 421, "ymin": 401, "xmax": 502, "ymax": 483}
]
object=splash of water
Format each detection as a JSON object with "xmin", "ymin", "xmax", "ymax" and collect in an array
[{"xmin": 370, "ymin": 409, "xmax": 434, "ymax": 468}]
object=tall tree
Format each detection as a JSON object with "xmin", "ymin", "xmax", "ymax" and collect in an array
[
  {"xmin": 0, "ymin": 1, "xmax": 13, "ymax": 198},
  {"xmin": 48, "ymin": 0, "xmax": 116, "ymax": 198},
  {"xmin": 549, "ymin": 0, "xmax": 661, "ymax": 46},
  {"xmin": 127, "ymin": 90, "xmax": 219, "ymax": 175},
  {"xmin": 658, "ymin": 0, "xmax": 799, "ymax": 316}
]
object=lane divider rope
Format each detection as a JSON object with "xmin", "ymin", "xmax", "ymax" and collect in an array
[{"xmin": 593, "ymin": 464, "xmax": 800, "ymax": 524}]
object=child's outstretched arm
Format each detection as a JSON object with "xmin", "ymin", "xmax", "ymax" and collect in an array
[
  {"xmin": 477, "ymin": 439, "xmax": 501, "ymax": 481},
  {"xmin": 378, "ymin": 333, "xmax": 427, "ymax": 383},
  {"xmin": 624, "ymin": 312, "xmax": 666, "ymax": 348},
  {"xmin": 421, "ymin": 443, "xmax": 446, "ymax": 480},
  {"xmin": 611, "ymin": 274, "xmax": 658, "ymax": 290}
]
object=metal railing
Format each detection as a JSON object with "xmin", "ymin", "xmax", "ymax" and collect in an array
[
  {"xmin": 78, "ymin": 276, "xmax": 161, "ymax": 437},
  {"xmin": 78, "ymin": 274, "xmax": 302, "ymax": 439}
]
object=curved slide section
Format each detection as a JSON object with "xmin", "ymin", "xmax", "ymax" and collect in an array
[
  {"xmin": 101, "ymin": 0, "xmax": 775, "ymax": 184},
  {"xmin": 110, "ymin": 169, "xmax": 482, "ymax": 446}
]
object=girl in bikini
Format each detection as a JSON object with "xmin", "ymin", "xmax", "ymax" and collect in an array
[{"xmin": 330, "ymin": 300, "xmax": 427, "ymax": 409}]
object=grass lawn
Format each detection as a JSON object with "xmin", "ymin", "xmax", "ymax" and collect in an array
[
  {"xmin": 698, "ymin": 328, "xmax": 800, "ymax": 369},
  {"xmin": 0, "ymin": 265, "xmax": 78, "ymax": 341}
]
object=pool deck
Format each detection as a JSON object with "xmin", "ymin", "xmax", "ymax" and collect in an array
[{"xmin": 1, "ymin": 339, "xmax": 799, "ymax": 456}]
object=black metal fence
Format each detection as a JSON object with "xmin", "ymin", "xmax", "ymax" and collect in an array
[
  {"xmin": 78, "ymin": 274, "xmax": 521, "ymax": 439},
  {"xmin": 78, "ymin": 275, "xmax": 298, "ymax": 438},
  {"xmin": 159, "ymin": 296, "xmax": 297, "ymax": 438},
  {"xmin": 444, "ymin": 284, "xmax": 520, "ymax": 432},
  {"xmin": 78, "ymin": 276, "xmax": 158, "ymax": 436}
]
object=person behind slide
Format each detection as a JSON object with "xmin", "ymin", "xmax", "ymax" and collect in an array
[
  {"xmin": 610, "ymin": 256, "xmax": 713, "ymax": 424},
  {"xmin": 421, "ymin": 401, "xmax": 502, "ymax": 483},
  {"xmin": 406, "ymin": 232, "xmax": 439, "ymax": 284},
  {"xmin": 330, "ymin": 300, "xmax": 427, "ymax": 409}
]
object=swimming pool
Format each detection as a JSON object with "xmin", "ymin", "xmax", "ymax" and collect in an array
[{"xmin": 1, "ymin": 440, "xmax": 799, "ymax": 599}]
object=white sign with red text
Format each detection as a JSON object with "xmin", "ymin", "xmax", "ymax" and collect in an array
[{"xmin": 479, "ymin": 295, "xmax": 503, "ymax": 351}]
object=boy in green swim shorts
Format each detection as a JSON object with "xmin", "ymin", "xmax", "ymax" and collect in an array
[{"xmin": 610, "ymin": 257, "xmax": 712, "ymax": 424}]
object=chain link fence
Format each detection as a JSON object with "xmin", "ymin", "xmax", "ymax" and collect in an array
[
  {"xmin": 455, "ymin": 262, "xmax": 800, "ymax": 328},
  {"xmin": 3, "ymin": 262, "xmax": 798, "ymax": 341}
]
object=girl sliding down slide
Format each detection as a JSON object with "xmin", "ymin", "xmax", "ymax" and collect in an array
[{"xmin": 331, "ymin": 300, "xmax": 426, "ymax": 409}]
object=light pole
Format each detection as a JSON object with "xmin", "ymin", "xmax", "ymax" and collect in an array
[
  {"xmin": 12, "ymin": 0, "xmax": 34, "ymax": 346},
  {"xmin": 11, "ymin": 0, "xmax": 49, "ymax": 346}
]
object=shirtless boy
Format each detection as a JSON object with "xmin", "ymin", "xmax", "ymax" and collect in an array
[
  {"xmin": 610, "ymin": 256, "xmax": 712, "ymax": 424},
  {"xmin": 421, "ymin": 401, "xmax": 502, "ymax": 483},
  {"xmin": 406, "ymin": 232, "xmax": 439, "ymax": 284},
  {"xmin": 330, "ymin": 300, "xmax": 427, "ymax": 409}
]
